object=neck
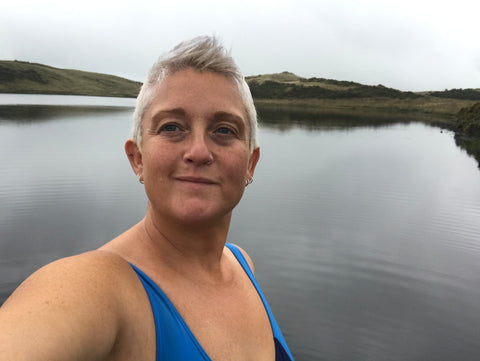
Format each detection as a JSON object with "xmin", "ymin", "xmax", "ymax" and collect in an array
[{"xmin": 139, "ymin": 204, "xmax": 233, "ymax": 277}]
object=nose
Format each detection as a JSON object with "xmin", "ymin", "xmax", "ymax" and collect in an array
[{"xmin": 183, "ymin": 132, "xmax": 214, "ymax": 165}]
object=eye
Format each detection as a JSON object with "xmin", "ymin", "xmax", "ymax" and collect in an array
[
  {"xmin": 155, "ymin": 122, "xmax": 187, "ymax": 140},
  {"xmin": 160, "ymin": 123, "xmax": 181, "ymax": 132},
  {"xmin": 215, "ymin": 126, "xmax": 234, "ymax": 135}
]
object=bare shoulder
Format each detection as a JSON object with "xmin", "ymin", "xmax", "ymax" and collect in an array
[
  {"xmin": 228, "ymin": 243, "xmax": 256, "ymax": 274},
  {"xmin": 2, "ymin": 250, "xmax": 135, "ymax": 309},
  {"xmin": 0, "ymin": 250, "xmax": 147, "ymax": 361}
]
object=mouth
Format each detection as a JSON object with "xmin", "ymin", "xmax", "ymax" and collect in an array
[{"xmin": 175, "ymin": 176, "xmax": 217, "ymax": 185}]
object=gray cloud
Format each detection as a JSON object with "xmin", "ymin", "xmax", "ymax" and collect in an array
[{"xmin": 1, "ymin": 0, "xmax": 479, "ymax": 91}]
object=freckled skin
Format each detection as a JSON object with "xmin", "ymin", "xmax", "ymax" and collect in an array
[{"xmin": 0, "ymin": 69, "xmax": 272, "ymax": 361}]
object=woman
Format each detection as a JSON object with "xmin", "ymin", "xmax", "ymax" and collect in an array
[{"xmin": 0, "ymin": 36, "xmax": 294, "ymax": 361}]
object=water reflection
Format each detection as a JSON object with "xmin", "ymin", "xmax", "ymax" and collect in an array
[
  {"xmin": 455, "ymin": 135, "xmax": 480, "ymax": 168},
  {"xmin": 257, "ymin": 104, "xmax": 414, "ymax": 131},
  {"xmin": 1, "ymin": 97, "xmax": 480, "ymax": 361},
  {"xmin": 0, "ymin": 104, "xmax": 133, "ymax": 123},
  {"xmin": 256, "ymin": 104, "xmax": 480, "ymax": 168}
]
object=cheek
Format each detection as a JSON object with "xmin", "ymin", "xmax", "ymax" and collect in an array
[
  {"xmin": 142, "ymin": 147, "xmax": 174, "ymax": 178},
  {"xmin": 222, "ymin": 153, "xmax": 250, "ymax": 182}
]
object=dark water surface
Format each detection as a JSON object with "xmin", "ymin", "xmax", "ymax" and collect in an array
[{"xmin": 1, "ymin": 95, "xmax": 480, "ymax": 361}]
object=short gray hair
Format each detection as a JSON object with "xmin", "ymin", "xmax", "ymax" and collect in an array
[{"xmin": 132, "ymin": 36, "xmax": 258, "ymax": 151}]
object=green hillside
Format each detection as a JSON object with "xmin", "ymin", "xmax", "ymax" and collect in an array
[
  {"xmin": 0, "ymin": 60, "xmax": 142, "ymax": 97},
  {"xmin": 1, "ymin": 61, "xmax": 479, "ymax": 119},
  {"xmin": 246, "ymin": 71, "xmax": 480, "ymax": 101},
  {"xmin": 246, "ymin": 72, "xmax": 480, "ymax": 119},
  {"xmin": 246, "ymin": 71, "xmax": 420, "ymax": 99}
]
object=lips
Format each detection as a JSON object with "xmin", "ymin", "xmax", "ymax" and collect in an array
[{"xmin": 175, "ymin": 176, "xmax": 217, "ymax": 185}]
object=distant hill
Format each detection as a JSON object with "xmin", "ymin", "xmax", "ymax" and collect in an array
[
  {"xmin": 1, "ymin": 61, "xmax": 479, "ymax": 108},
  {"xmin": 246, "ymin": 71, "xmax": 480, "ymax": 101},
  {"xmin": 430, "ymin": 88, "xmax": 480, "ymax": 101},
  {"xmin": 0, "ymin": 60, "xmax": 142, "ymax": 97}
]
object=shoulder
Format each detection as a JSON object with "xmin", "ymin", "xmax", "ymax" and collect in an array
[
  {"xmin": 0, "ymin": 250, "xmax": 149, "ymax": 361},
  {"xmin": 5, "ymin": 250, "xmax": 136, "ymax": 304},
  {"xmin": 1, "ymin": 249, "xmax": 147, "ymax": 328},
  {"xmin": 227, "ymin": 243, "xmax": 256, "ymax": 274}
]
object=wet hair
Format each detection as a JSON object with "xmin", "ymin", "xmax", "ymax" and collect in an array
[{"xmin": 131, "ymin": 35, "xmax": 258, "ymax": 151}]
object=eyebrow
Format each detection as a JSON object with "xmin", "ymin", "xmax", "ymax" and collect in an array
[
  {"xmin": 149, "ymin": 108, "xmax": 186, "ymax": 128},
  {"xmin": 212, "ymin": 111, "xmax": 246, "ymax": 126},
  {"xmin": 151, "ymin": 108, "xmax": 186, "ymax": 120}
]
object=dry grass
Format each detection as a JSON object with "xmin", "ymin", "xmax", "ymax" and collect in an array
[
  {"xmin": 253, "ymin": 97, "xmax": 478, "ymax": 123},
  {"xmin": 0, "ymin": 60, "xmax": 141, "ymax": 97}
]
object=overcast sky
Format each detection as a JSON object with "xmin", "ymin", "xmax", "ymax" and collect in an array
[{"xmin": 2, "ymin": 0, "xmax": 479, "ymax": 91}]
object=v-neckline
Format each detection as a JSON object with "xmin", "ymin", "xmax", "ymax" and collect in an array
[{"xmin": 129, "ymin": 243, "xmax": 277, "ymax": 360}]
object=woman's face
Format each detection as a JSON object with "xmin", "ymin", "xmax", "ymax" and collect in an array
[{"xmin": 129, "ymin": 68, "xmax": 259, "ymax": 225}]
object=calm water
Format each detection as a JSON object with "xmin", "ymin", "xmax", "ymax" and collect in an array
[{"xmin": 1, "ymin": 95, "xmax": 480, "ymax": 361}]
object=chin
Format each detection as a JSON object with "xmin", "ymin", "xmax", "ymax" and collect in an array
[{"xmin": 179, "ymin": 206, "xmax": 232, "ymax": 224}]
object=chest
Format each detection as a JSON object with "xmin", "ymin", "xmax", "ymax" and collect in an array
[
  {"xmin": 173, "ymin": 278, "xmax": 275, "ymax": 360},
  {"xmin": 135, "ymin": 266, "xmax": 276, "ymax": 361}
]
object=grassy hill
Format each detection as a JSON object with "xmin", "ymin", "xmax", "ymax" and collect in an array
[
  {"xmin": 247, "ymin": 71, "xmax": 419, "ymax": 99},
  {"xmin": 246, "ymin": 72, "xmax": 480, "ymax": 120},
  {"xmin": 246, "ymin": 71, "xmax": 480, "ymax": 101},
  {"xmin": 0, "ymin": 60, "xmax": 142, "ymax": 97},
  {"xmin": 1, "ymin": 61, "xmax": 479, "ymax": 119}
]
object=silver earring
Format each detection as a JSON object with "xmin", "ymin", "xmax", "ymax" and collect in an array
[
  {"xmin": 245, "ymin": 178, "xmax": 253, "ymax": 187},
  {"xmin": 138, "ymin": 174, "xmax": 144, "ymax": 184}
]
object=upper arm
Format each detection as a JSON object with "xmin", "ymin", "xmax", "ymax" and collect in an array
[{"xmin": 0, "ymin": 252, "xmax": 129, "ymax": 361}]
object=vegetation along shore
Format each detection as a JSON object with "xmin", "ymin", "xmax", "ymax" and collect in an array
[{"xmin": 1, "ymin": 60, "xmax": 479, "ymax": 166}]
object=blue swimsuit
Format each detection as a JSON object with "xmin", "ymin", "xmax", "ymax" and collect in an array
[{"xmin": 130, "ymin": 243, "xmax": 294, "ymax": 361}]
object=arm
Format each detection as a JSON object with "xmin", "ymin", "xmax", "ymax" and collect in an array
[{"xmin": 0, "ymin": 251, "xmax": 128, "ymax": 361}]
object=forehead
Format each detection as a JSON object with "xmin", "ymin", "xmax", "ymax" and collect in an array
[{"xmin": 145, "ymin": 68, "xmax": 247, "ymax": 122}]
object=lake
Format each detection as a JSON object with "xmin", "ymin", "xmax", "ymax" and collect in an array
[{"xmin": 1, "ymin": 94, "xmax": 480, "ymax": 361}]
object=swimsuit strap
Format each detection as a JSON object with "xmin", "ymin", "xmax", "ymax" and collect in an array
[
  {"xmin": 129, "ymin": 243, "xmax": 295, "ymax": 361},
  {"xmin": 129, "ymin": 263, "xmax": 211, "ymax": 361},
  {"xmin": 225, "ymin": 243, "xmax": 295, "ymax": 361}
]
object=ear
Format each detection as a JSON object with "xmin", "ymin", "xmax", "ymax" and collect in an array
[
  {"xmin": 125, "ymin": 139, "xmax": 143, "ymax": 177},
  {"xmin": 246, "ymin": 147, "xmax": 260, "ymax": 180}
]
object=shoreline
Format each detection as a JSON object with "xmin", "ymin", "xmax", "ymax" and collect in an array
[
  {"xmin": 1, "ymin": 93, "xmax": 479, "ymax": 168},
  {"xmin": 254, "ymin": 97, "xmax": 479, "ymax": 125}
]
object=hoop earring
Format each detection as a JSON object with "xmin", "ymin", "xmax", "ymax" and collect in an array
[
  {"xmin": 138, "ymin": 174, "xmax": 144, "ymax": 184},
  {"xmin": 245, "ymin": 178, "xmax": 253, "ymax": 187}
]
